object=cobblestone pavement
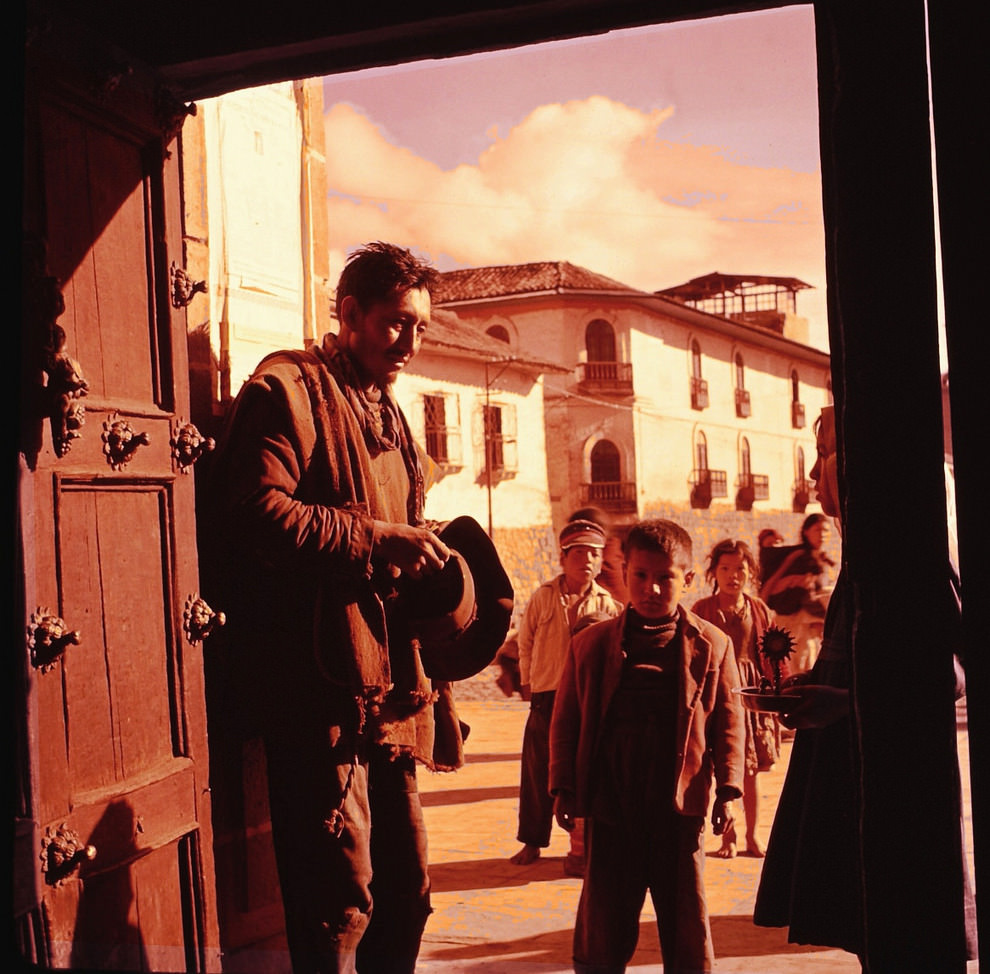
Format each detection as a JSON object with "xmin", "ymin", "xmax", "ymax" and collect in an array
[{"xmin": 225, "ymin": 666, "xmax": 977, "ymax": 973}]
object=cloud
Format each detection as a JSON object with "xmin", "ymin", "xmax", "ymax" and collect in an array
[{"xmin": 324, "ymin": 96, "xmax": 827, "ymax": 347}]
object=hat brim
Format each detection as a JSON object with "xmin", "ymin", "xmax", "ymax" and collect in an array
[{"xmin": 406, "ymin": 516, "xmax": 514, "ymax": 683}]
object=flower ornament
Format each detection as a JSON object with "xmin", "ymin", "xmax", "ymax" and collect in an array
[{"xmin": 759, "ymin": 625, "xmax": 796, "ymax": 695}]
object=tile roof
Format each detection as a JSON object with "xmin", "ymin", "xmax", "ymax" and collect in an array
[
  {"xmin": 424, "ymin": 307, "xmax": 567, "ymax": 372},
  {"xmin": 434, "ymin": 261, "xmax": 640, "ymax": 303}
]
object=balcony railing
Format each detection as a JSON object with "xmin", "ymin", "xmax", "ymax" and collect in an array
[
  {"xmin": 736, "ymin": 472, "xmax": 769, "ymax": 510},
  {"xmin": 792, "ymin": 401, "xmax": 806, "ymax": 428},
  {"xmin": 792, "ymin": 477, "xmax": 812, "ymax": 512},
  {"xmin": 690, "ymin": 376, "xmax": 709, "ymax": 410},
  {"xmin": 690, "ymin": 468, "xmax": 728, "ymax": 496},
  {"xmin": 581, "ymin": 480, "xmax": 638, "ymax": 513},
  {"xmin": 689, "ymin": 468, "xmax": 727, "ymax": 509},
  {"xmin": 577, "ymin": 361, "xmax": 634, "ymax": 395},
  {"xmin": 735, "ymin": 388, "xmax": 751, "ymax": 418}
]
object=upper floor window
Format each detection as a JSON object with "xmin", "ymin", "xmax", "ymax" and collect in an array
[
  {"xmin": 586, "ymin": 319, "xmax": 616, "ymax": 362},
  {"xmin": 487, "ymin": 324, "xmax": 510, "ymax": 344},
  {"xmin": 791, "ymin": 369, "xmax": 806, "ymax": 428},
  {"xmin": 422, "ymin": 392, "xmax": 462, "ymax": 470},
  {"xmin": 734, "ymin": 353, "xmax": 751, "ymax": 417},
  {"xmin": 690, "ymin": 340, "xmax": 708, "ymax": 410},
  {"xmin": 476, "ymin": 401, "xmax": 518, "ymax": 481},
  {"xmin": 579, "ymin": 318, "xmax": 631, "ymax": 391}
]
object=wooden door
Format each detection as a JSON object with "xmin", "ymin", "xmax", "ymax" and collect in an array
[{"xmin": 17, "ymin": 41, "xmax": 221, "ymax": 972}]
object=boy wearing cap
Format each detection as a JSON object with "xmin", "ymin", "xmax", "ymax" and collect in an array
[{"xmin": 510, "ymin": 518, "xmax": 623, "ymax": 871}]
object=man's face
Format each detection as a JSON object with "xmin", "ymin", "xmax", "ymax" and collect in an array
[
  {"xmin": 339, "ymin": 286, "xmax": 431, "ymax": 387},
  {"xmin": 623, "ymin": 547, "xmax": 694, "ymax": 620},
  {"xmin": 561, "ymin": 544, "xmax": 603, "ymax": 592}
]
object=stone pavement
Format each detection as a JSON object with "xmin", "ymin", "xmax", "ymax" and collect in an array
[
  {"xmin": 416, "ymin": 697, "xmax": 860, "ymax": 973},
  {"xmin": 416, "ymin": 687, "xmax": 976, "ymax": 973},
  {"xmin": 225, "ymin": 681, "xmax": 976, "ymax": 973}
]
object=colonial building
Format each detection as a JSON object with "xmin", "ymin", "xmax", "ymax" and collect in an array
[
  {"xmin": 388, "ymin": 309, "xmax": 567, "ymax": 603},
  {"xmin": 435, "ymin": 262, "xmax": 834, "ymax": 575}
]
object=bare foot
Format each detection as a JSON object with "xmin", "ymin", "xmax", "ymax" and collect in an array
[
  {"xmin": 510, "ymin": 843, "xmax": 541, "ymax": 865},
  {"xmin": 715, "ymin": 841, "xmax": 737, "ymax": 859},
  {"xmin": 745, "ymin": 838, "xmax": 766, "ymax": 857}
]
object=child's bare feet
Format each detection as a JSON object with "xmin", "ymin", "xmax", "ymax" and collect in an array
[
  {"xmin": 745, "ymin": 837, "xmax": 766, "ymax": 857},
  {"xmin": 510, "ymin": 843, "xmax": 541, "ymax": 865},
  {"xmin": 715, "ymin": 840, "xmax": 738, "ymax": 859}
]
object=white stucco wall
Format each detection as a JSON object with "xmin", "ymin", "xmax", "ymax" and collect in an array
[
  {"xmin": 446, "ymin": 294, "xmax": 830, "ymax": 520},
  {"xmin": 202, "ymin": 83, "xmax": 307, "ymax": 395},
  {"xmin": 393, "ymin": 349, "xmax": 552, "ymax": 531}
]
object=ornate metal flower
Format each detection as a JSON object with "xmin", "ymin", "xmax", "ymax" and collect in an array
[{"xmin": 760, "ymin": 624, "xmax": 796, "ymax": 664}]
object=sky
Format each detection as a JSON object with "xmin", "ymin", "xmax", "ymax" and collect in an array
[{"xmin": 320, "ymin": 5, "xmax": 829, "ymax": 350}]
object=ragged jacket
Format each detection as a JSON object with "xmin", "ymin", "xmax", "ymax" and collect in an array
[
  {"xmin": 201, "ymin": 334, "xmax": 463, "ymax": 769},
  {"xmin": 549, "ymin": 605, "xmax": 746, "ymax": 817}
]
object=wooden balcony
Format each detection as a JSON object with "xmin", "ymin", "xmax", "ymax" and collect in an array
[
  {"xmin": 736, "ymin": 473, "xmax": 769, "ymax": 510},
  {"xmin": 580, "ymin": 480, "xmax": 638, "ymax": 513},
  {"xmin": 793, "ymin": 477, "xmax": 816, "ymax": 512},
  {"xmin": 577, "ymin": 360, "xmax": 634, "ymax": 396},
  {"xmin": 690, "ymin": 376, "xmax": 709, "ymax": 410},
  {"xmin": 735, "ymin": 388, "xmax": 752, "ymax": 418},
  {"xmin": 792, "ymin": 400, "xmax": 806, "ymax": 428},
  {"xmin": 689, "ymin": 468, "xmax": 727, "ymax": 509}
]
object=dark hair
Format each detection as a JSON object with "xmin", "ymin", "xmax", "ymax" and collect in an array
[
  {"xmin": 622, "ymin": 518, "xmax": 692, "ymax": 564},
  {"xmin": 335, "ymin": 241, "xmax": 440, "ymax": 320},
  {"xmin": 704, "ymin": 539, "xmax": 758, "ymax": 591},
  {"xmin": 800, "ymin": 513, "xmax": 828, "ymax": 546}
]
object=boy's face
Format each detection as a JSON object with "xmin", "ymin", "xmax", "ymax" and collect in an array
[
  {"xmin": 623, "ymin": 546, "xmax": 694, "ymax": 620},
  {"xmin": 561, "ymin": 544, "xmax": 603, "ymax": 591}
]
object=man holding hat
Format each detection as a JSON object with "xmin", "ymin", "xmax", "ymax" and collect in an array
[
  {"xmin": 202, "ymin": 242, "xmax": 509, "ymax": 974},
  {"xmin": 511, "ymin": 517, "xmax": 623, "ymax": 872}
]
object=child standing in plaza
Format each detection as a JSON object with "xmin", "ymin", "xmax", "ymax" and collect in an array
[
  {"xmin": 510, "ymin": 517, "xmax": 623, "ymax": 873},
  {"xmin": 692, "ymin": 538, "xmax": 783, "ymax": 859},
  {"xmin": 549, "ymin": 518, "xmax": 746, "ymax": 973}
]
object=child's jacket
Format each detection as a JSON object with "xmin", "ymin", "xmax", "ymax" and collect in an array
[{"xmin": 549, "ymin": 605, "xmax": 746, "ymax": 818}]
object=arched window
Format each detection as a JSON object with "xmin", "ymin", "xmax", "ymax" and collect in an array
[
  {"xmin": 586, "ymin": 319, "xmax": 616, "ymax": 362},
  {"xmin": 590, "ymin": 439, "xmax": 621, "ymax": 484},
  {"xmin": 791, "ymin": 369, "xmax": 806, "ymax": 427},
  {"xmin": 740, "ymin": 437, "xmax": 752, "ymax": 480},
  {"xmin": 487, "ymin": 324, "xmax": 510, "ymax": 344},
  {"xmin": 695, "ymin": 430, "xmax": 708, "ymax": 471},
  {"xmin": 794, "ymin": 445, "xmax": 810, "ymax": 512},
  {"xmin": 735, "ymin": 353, "xmax": 751, "ymax": 417},
  {"xmin": 690, "ymin": 340, "xmax": 708, "ymax": 409},
  {"xmin": 691, "ymin": 340, "xmax": 703, "ymax": 379}
]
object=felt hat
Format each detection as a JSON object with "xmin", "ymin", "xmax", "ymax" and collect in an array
[
  {"xmin": 401, "ymin": 516, "xmax": 514, "ymax": 682},
  {"xmin": 559, "ymin": 518, "xmax": 607, "ymax": 551}
]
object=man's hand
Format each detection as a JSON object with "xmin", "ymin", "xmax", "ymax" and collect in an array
[
  {"xmin": 373, "ymin": 522, "xmax": 450, "ymax": 578},
  {"xmin": 554, "ymin": 791, "xmax": 577, "ymax": 832},
  {"xmin": 711, "ymin": 799, "xmax": 734, "ymax": 836}
]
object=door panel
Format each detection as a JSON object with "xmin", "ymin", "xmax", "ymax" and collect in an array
[{"xmin": 20, "ymin": 41, "xmax": 219, "ymax": 971}]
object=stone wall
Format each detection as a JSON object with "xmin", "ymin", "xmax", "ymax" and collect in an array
[{"xmin": 491, "ymin": 505, "xmax": 841, "ymax": 624}]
